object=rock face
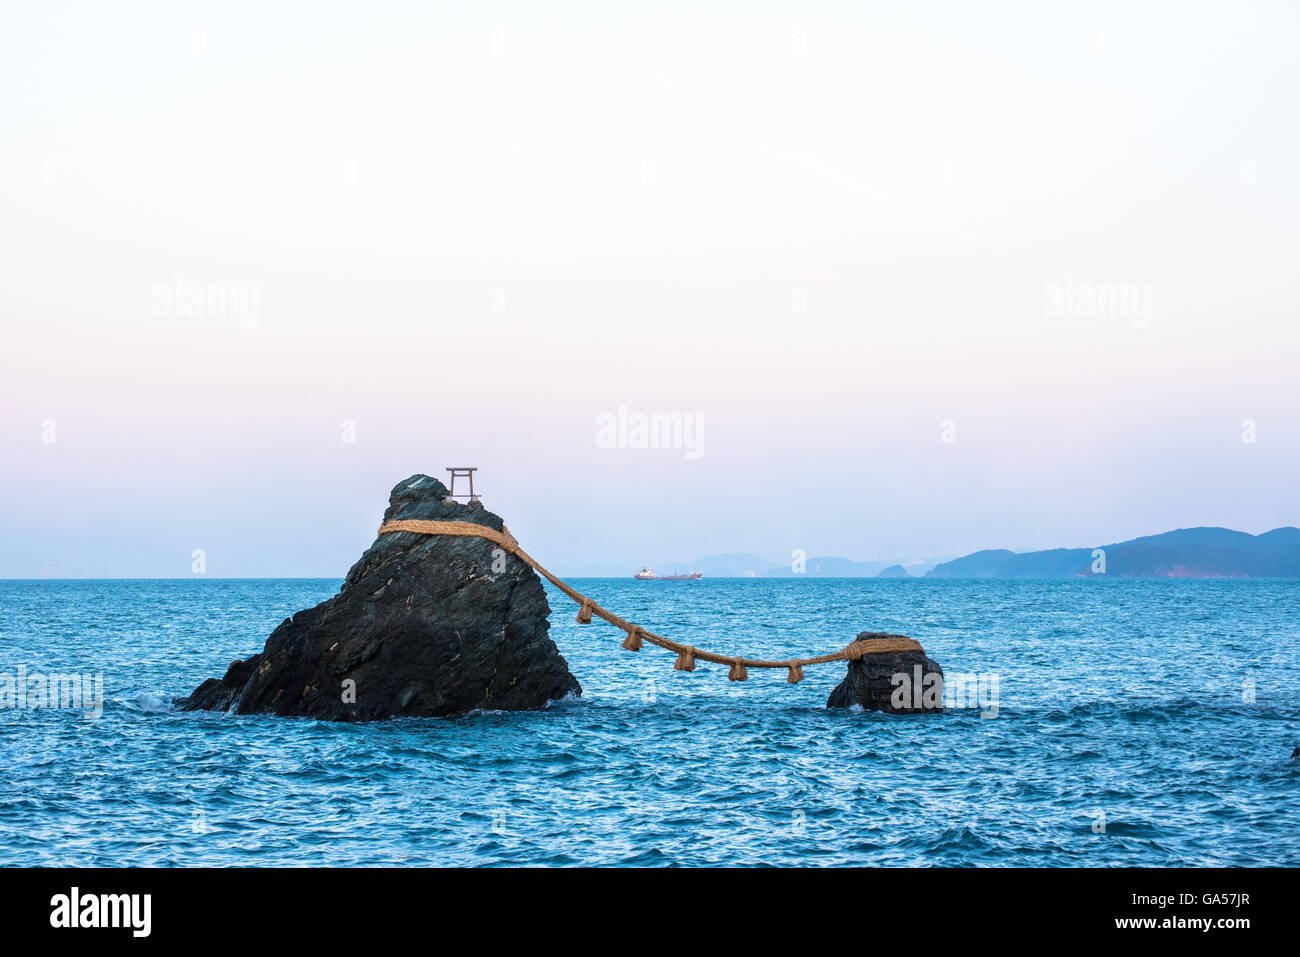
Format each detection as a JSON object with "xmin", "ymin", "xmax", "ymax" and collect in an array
[
  {"xmin": 181, "ymin": 475, "xmax": 581, "ymax": 720},
  {"xmin": 826, "ymin": 632, "xmax": 943, "ymax": 714}
]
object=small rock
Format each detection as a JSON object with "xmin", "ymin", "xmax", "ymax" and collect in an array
[{"xmin": 826, "ymin": 632, "xmax": 943, "ymax": 714}]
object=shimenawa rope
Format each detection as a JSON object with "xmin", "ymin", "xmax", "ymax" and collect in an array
[{"xmin": 377, "ymin": 519, "xmax": 922, "ymax": 684}]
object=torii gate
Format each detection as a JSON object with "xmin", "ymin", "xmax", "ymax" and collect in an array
[{"xmin": 445, "ymin": 467, "xmax": 480, "ymax": 505}]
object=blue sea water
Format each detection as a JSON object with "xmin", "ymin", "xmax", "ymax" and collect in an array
[{"xmin": 0, "ymin": 577, "xmax": 1296, "ymax": 867}]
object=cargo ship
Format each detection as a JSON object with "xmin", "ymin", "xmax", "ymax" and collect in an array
[{"xmin": 633, "ymin": 566, "xmax": 703, "ymax": 581}]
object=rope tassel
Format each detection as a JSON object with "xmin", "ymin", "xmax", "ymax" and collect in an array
[
  {"xmin": 622, "ymin": 626, "xmax": 643, "ymax": 652},
  {"xmin": 728, "ymin": 659, "xmax": 748, "ymax": 682},
  {"xmin": 674, "ymin": 647, "xmax": 696, "ymax": 671},
  {"xmin": 575, "ymin": 602, "xmax": 593, "ymax": 624},
  {"xmin": 786, "ymin": 663, "xmax": 804, "ymax": 684}
]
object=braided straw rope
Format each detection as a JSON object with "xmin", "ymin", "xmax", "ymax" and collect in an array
[{"xmin": 377, "ymin": 519, "xmax": 922, "ymax": 683}]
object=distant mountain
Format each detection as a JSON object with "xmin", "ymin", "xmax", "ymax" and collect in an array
[
  {"xmin": 924, "ymin": 549, "xmax": 1017, "ymax": 579},
  {"xmin": 567, "ymin": 552, "xmax": 952, "ymax": 579},
  {"xmin": 876, "ymin": 564, "xmax": 911, "ymax": 578},
  {"xmin": 764, "ymin": 555, "xmax": 950, "ymax": 577},
  {"xmin": 764, "ymin": 556, "xmax": 892, "ymax": 577},
  {"xmin": 653, "ymin": 553, "xmax": 780, "ymax": 578},
  {"xmin": 925, "ymin": 527, "xmax": 1300, "ymax": 579}
]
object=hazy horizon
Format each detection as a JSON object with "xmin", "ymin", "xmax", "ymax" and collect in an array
[
  {"xmin": 3, "ymin": 515, "xmax": 1297, "ymax": 580},
  {"xmin": 3, "ymin": 2, "xmax": 1298, "ymax": 577}
]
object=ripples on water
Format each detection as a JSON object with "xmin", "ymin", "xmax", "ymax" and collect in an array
[{"xmin": 0, "ymin": 578, "xmax": 1296, "ymax": 866}]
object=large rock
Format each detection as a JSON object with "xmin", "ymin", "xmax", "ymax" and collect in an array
[
  {"xmin": 181, "ymin": 475, "xmax": 581, "ymax": 719},
  {"xmin": 826, "ymin": 632, "xmax": 943, "ymax": 714}
]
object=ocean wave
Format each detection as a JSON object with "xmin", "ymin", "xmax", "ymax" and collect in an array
[{"xmin": 116, "ymin": 691, "xmax": 178, "ymax": 713}]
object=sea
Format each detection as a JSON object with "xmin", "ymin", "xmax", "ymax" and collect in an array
[{"xmin": 1, "ymin": 577, "xmax": 1296, "ymax": 866}]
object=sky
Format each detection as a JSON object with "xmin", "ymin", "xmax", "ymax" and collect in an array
[{"xmin": 2, "ymin": 1, "xmax": 1298, "ymax": 577}]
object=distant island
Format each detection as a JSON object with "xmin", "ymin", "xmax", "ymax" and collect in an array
[
  {"xmin": 925, "ymin": 526, "xmax": 1300, "ymax": 579},
  {"xmin": 560, "ymin": 526, "xmax": 1300, "ymax": 579},
  {"xmin": 876, "ymin": 564, "xmax": 912, "ymax": 578}
]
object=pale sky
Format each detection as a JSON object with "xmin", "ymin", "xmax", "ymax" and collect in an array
[{"xmin": 2, "ymin": 1, "xmax": 1298, "ymax": 577}]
